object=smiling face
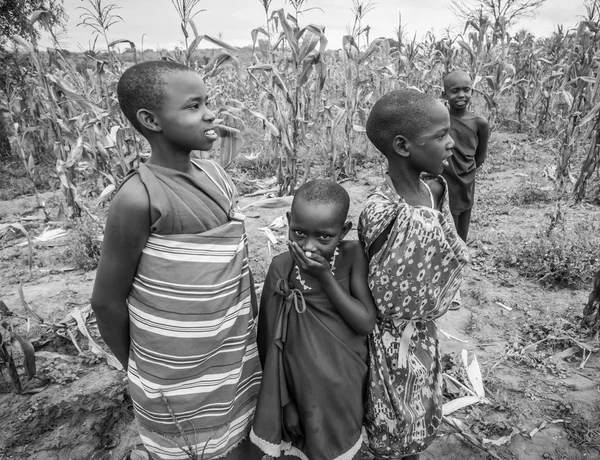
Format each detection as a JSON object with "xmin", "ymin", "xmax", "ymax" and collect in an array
[
  {"xmin": 287, "ymin": 200, "xmax": 349, "ymax": 261},
  {"xmin": 405, "ymin": 101, "xmax": 455, "ymax": 175},
  {"xmin": 443, "ymin": 71, "xmax": 473, "ymax": 111},
  {"xmin": 153, "ymin": 71, "xmax": 218, "ymax": 153}
]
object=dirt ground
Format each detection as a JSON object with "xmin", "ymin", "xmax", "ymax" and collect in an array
[{"xmin": 0, "ymin": 130, "xmax": 599, "ymax": 460}]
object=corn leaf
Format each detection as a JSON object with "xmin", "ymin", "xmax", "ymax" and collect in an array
[
  {"xmin": 30, "ymin": 10, "xmax": 50, "ymax": 25},
  {"xmin": 0, "ymin": 336, "xmax": 22, "ymax": 393},
  {"xmin": 12, "ymin": 35, "xmax": 35, "ymax": 53},
  {"xmin": 274, "ymin": 9, "xmax": 299, "ymax": 57},
  {"xmin": 72, "ymin": 307, "xmax": 123, "ymax": 370},
  {"xmin": 204, "ymin": 52, "xmax": 240, "ymax": 78},
  {"xmin": 216, "ymin": 125, "xmax": 243, "ymax": 169},
  {"xmin": 95, "ymin": 184, "xmax": 116, "ymax": 207},
  {"xmin": 9, "ymin": 332, "xmax": 36, "ymax": 380},
  {"xmin": 18, "ymin": 281, "xmax": 44, "ymax": 323},
  {"xmin": 243, "ymin": 108, "xmax": 280, "ymax": 137},
  {"xmin": 241, "ymin": 196, "xmax": 293, "ymax": 212},
  {"xmin": 358, "ymin": 38, "xmax": 384, "ymax": 65},
  {"xmin": 65, "ymin": 136, "xmax": 84, "ymax": 168},
  {"xmin": 199, "ymin": 34, "xmax": 239, "ymax": 52}
]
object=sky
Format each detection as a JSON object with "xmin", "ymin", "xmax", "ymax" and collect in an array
[{"xmin": 40, "ymin": 0, "xmax": 589, "ymax": 52}]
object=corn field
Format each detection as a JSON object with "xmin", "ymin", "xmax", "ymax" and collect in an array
[{"xmin": 2, "ymin": 0, "xmax": 600, "ymax": 213}]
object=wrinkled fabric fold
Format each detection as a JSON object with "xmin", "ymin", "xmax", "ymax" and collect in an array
[{"xmin": 443, "ymin": 116, "xmax": 479, "ymax": 213}]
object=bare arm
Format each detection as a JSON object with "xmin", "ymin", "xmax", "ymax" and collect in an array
[
  {"xmin": 474, "ymin": 116, "xmax": 490, "ymax": 168},
  {"xmin": 289, "ymin": 241, "xmax": 376, "ymax": 335},
  {"xmin": 91, "ymin": 176, "xmax": 151, "ymax": 370}
]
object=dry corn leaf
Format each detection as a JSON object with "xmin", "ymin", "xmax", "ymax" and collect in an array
[
  {"xmin": 269, "ymin": 215, "xmax": 287, "ymax": 229},
  {"xmin": 442, "ymin": 395, "xmax": 481, "ymax": 416},
  {"xmin": 482, "ymin": 427, "xmax": 520, "ymax": 446},
  {"xmin": 258, "ymin": 227, "xmax": 278, "ymax": 245},
  {"xmin": 18, "ymin": 281, "xmax": 44, "ymax": 323},
  {"xmin": 241, "ymin": 196, "xmax": 293, "ymax": 212},
  {"xmin": 9, "ymin": 332, "xmax": 36, "ymax": 380},
  {"xmin": 95, "ymin": 184, "xmax": 116, "ymax": 207},
  {"xmin": 71, "ymin": 307, "xmax": 122, "ymax": 371},
  {"xmin": 216, "ymin": 125, "xmax": 243, "ymax": 169}
]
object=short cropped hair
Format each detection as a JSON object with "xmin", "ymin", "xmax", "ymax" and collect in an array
[
  {"xmin": 443, "ymin": 70, "xmax": 473, "ymax": 90},
  {"xmin": 293, "ymin": 179, "xmax": 350, "ymax": 222},
  {"xmin": 117, "ymin": 60, "xmax": 193, "ymax": 133},
  {"xmin": 366, "ymin": 89, "xmax": 441, "ymax": 155}
]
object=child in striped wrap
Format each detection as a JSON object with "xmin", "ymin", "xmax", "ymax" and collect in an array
[{"xmin": 91, "ymin": 61, "xmax": 262, "ymax": 460}]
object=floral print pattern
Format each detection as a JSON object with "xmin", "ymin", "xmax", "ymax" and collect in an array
[{"xmin": 358, "ymin": 174, "xmax": 469, "ymax": 458}]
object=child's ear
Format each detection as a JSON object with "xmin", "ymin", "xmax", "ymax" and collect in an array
[
  {"xmin": 392, "ymin": 134, "xmax": 410, "ymax": 158},
  {"xmin": 341, "ymin": 221, "xmax": 352, "ymax": 239},
  {"xmin": 137, "ymin": 109, "xmax": 161, "ymax": 132},
  {"xmin": 441, "ymin": 90, "xmax": 447, "ymax": 99},
  {"xmin": 286, "ymin": 211, "xmax": 291, "ymax": 225}
]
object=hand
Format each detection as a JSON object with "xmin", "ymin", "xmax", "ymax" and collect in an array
[
  {"xmin": 287, "ymin": 241, "xmax": 330, "ymax": 280},
  {"xmin": 283, "ymin": 401, "xmax": 303, "ymax": 438}
]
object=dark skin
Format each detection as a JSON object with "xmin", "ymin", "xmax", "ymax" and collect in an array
[
  {"xmin": 91, "ymin": 71, "xmax": 218, "ymax": 370},
  {"xmin": 282, "ymin": 200, "xmax": 377, "ymax": 441},
  {"xmin": 368, "ymin": 100, "xmax": 455, "ymax": 260},
  {"xmin": 442, "ymin": 70, "xmax": 490, "ymax": 241},
  {"xmin": 442, "ymin": 70, "xmax": 490, "ymax": 169},
  {"xmin": 367, "ymin": 101, "xmax": 455, "ymax": 460}
]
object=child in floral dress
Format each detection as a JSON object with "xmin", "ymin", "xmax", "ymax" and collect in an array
[{"xmin": 358, "ymin": 89, "xmax": 469, "ymax": 459}]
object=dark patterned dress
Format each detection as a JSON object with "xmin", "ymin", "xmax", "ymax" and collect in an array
[
  {"xmin": 357, "ymin": 174, "xmax": 469, "ymax": 458},
  {"xmin": 251, "ymin": 246, "xmax": 367, "ymax": 460},
  {"xmin": 442, "ymin": 115, "xmax": 479, "ymax": 214}
]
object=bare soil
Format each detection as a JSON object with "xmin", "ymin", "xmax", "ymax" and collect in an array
[{"xmin": 0, "ymin": 131, "xmax": 599, "ymax": 460}]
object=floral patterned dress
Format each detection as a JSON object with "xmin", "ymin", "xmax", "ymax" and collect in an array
[{"xmin": 357, "ymin": 174, "xmax": 469, "ymax": 458}]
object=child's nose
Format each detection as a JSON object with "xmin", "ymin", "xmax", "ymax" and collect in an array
[
  {"xmin": 447, "ymin": 135, "xmax": 455, "ymax": 149},
  {"xmin": 303, "ymin": 238, "xmax": 318, "ymax": 252},
  {"xmin": 204, "ymin": 108, "xmax": 216, "ymax": 121}
]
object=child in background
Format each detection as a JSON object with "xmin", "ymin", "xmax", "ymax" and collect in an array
[
  {"xmin": 441, "ymin": 70, "xmax": 490, "ymax": 242},
  {"xmin": 358, "ymin": 89, "xmax": 469, "ymax": 459},
  {"xmin": 251, "ymin": 179, "xmax": 376, "ymax": 460},
  {"xmin": 91, "ymin": 61, "xmax": 262, "ymax": 460}
]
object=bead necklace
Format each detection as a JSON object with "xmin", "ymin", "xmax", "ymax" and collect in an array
[{"xmin": 294, "ymin": 245, "xmax": 339, "ymax": 291}]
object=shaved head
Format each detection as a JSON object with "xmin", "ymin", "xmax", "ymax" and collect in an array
[
  {"xmin": 443, "ymin": 70, "xmax": 472, "ymax": 92},
  {"xmin": 366, "ymin": 89, "xmax": 442, "ymax": 156}
]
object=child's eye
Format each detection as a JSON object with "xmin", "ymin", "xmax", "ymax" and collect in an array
[
  {"xmin": 319, "ymin": 235, "xmax": 333, "ymax": 241},
  {"xmin": 190, "ymin": 103, "xmax": 200, "ymax": 109},
  {"xmin": 292, "ymin": 230, "xmax": 305, "ymax": 237}
]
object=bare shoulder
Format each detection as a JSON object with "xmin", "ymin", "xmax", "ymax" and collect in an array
[
  {"xmin": 474, "ymin": 114, "xmax": 489, "ymax": 131},
  {"xmin": 339, "ymin": 240, "xmax": 366, "ymax": 261},
  {"xmin": 110, "ymin": 174, "xmax": 149, "ymax": 218}
]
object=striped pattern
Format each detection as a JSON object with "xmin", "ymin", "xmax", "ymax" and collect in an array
[{"xmin": 127, "ymin": 162, "xmax": 261, "ymax": 460}]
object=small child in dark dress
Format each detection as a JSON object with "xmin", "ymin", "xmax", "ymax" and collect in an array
[
  {"xmin": 441, "ymin": 70, "xmax": 490, "ymax": 242},
  {"xmin": 441, "ymin": 70, "xmax": 489, "ymax": 308},
  {"xmin": 251, "ymin": 179, "xmax": 376, "ymax": 460}
]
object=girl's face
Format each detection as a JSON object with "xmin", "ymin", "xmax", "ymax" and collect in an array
[
  {"xmin": 405, "ymin": 101, "xmax": 455, "ymax": 175},
  {"xmin": 287, "ymin": 201, "xmax": 349, "ymax": 261},
  {"xmin": 153, "ymin": 71, "xmax": 218, "ymax": 154}
]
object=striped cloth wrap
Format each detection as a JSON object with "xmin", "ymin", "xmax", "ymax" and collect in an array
[{"xmin": 127, "ymin": 208, "xmax": 261, "ymax": 460}]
